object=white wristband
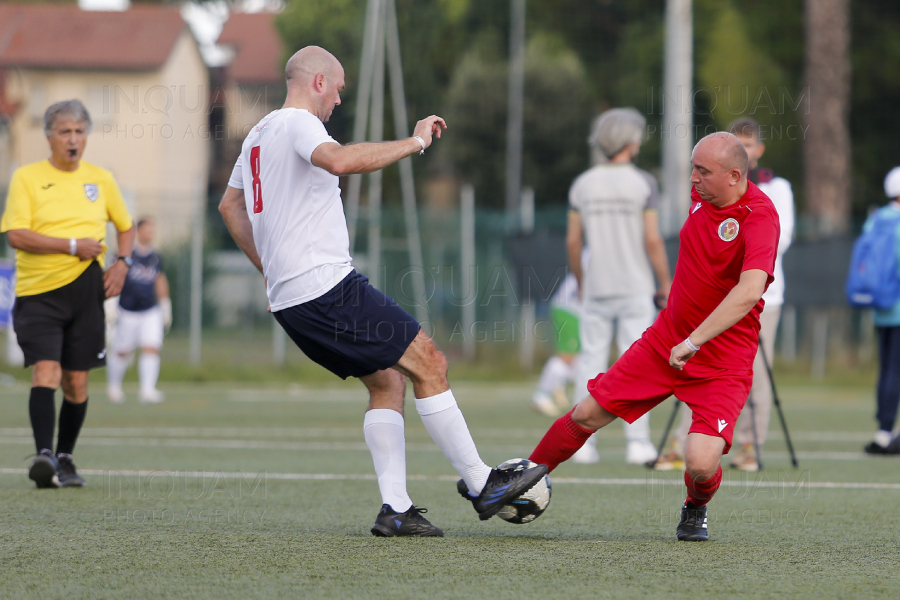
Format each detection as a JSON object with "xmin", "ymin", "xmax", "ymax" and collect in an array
[
  {"xmin": 684, "ymin": 337, "xmax": 700, "ymax": 352},
  {"xmin": 412, "ymin": 136, "xmax": 426, "ymax": 155},
  {"xmin": 69, "ymin": 238, "xmax": 77, "ymax": 256}
]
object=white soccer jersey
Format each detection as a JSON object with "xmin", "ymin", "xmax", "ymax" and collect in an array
[
  {"xmin": 229, "ymin": 108, "xmax": 353, "ymax": 311},
  {"xmin": 757, "ymin": 176, "xmax": 794, "ymax": 306}
]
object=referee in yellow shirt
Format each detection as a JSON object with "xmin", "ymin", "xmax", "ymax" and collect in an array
[{"xmin": 1, "ymin": 100, "xmax": 134, "ymax": 488}]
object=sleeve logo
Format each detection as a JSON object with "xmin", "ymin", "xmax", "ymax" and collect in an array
[
  {"xmin": 717, "ymin": 218, "xmax": 740, "ymax": 242},
  {"xmin": 84, "ymin": 183, "xmax": 99, "ymax": 202}
]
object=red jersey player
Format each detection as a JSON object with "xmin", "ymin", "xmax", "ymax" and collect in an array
[{"xmin": 529, "ymin": 132, "xmax": 780, "ymax": 541}]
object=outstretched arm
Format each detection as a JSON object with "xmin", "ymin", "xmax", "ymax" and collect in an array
[
  {"xmin": 311, "ymin": 115, "xmax": 447, "ymax": 176},
  {"xmin": 669, "ymin": 269, "xmax": 769, "ymax": 369},
  {"xmin": 218, "ymin": 186, "xmax": 263, "ymax": 274}
]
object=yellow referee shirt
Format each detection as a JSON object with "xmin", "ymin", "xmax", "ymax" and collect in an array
[{"xmin": 1, "ymin": 160, "xmax": 133, "ymax": 296}]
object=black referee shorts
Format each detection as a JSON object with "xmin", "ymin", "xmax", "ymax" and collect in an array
[
  {"xmin": 13, "ymin": 261, "xmax": 107, "ymax": 371},
  {"xmin": 273, "ymin": 270, "xmax": 420, "ymax": 379}
]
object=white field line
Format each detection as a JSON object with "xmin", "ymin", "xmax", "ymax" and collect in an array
[
  {"xmin": 0, "ymin": 435, "xmax": 877, "ymax": 460},
  {"xmin": 0, "ymin": 427, "xmax": 879, "ymax": 442},
  {"xmin": 0, "ymin": 467, "xmax": 897, "ymax": 491}
]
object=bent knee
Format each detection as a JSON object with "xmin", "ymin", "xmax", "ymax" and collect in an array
[{"xmin": 685, "ymin": 460, "xmax": 720, "ymax": 482}]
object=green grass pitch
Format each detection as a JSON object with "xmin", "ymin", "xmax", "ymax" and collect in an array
[{"xmin": 0, "ymin": 378, "xmax": 898, "ymax": 599}]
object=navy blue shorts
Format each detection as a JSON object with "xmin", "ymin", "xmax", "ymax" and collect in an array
[{"xmin": 273, "ymin": 271, "xmax": 420, "ymax": 379}]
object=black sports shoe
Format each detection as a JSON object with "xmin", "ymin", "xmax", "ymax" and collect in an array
[
  {"xmin": 56, "ymin": 454, "xmax": 85, "ymax": 488},
  {"xmin": 676, "ymin": 501, "xmax": 709, "ymax": 541},
  {"xmin": 864, "ymin": 441, "xmax": 888, "ymax": 455},
  {"xmin": 371, "ymin": 504, "xmax": 444, "ymax": 537},
  {"xmin": 457, "ymin": 463, "xmax": 549, "ymax": 521},
  {"xmin": 28, "ymin": 449, "xmax": 59, "ymax": 489}
]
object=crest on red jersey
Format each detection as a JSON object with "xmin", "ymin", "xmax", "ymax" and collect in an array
[{"xmin": 718, "ymin": 218, "xmax": 740, "ymax": 242}]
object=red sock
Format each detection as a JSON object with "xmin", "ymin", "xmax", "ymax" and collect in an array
[
  {"xmin": 529, "ymin": 409, "xmax": 595, "ymax": 473},
  {"xmin": 684, "ymin": 465, "xmax": 722, "ymax": 506}
]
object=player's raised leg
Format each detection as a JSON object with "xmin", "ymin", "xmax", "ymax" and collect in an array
[
  {"xmin": 360, "ymin": 368, "xmax": 443, "ymax": 537},
  {"xmin": 394, "ymin": 330, "xmax": 548, "ymax": 521},
  {"xmin": 677, "ymin": 432, "xmax": 725, "ymax": 542},
  {"xmin": 529, "ymin": 396, "xmax": 619, "ymax": 472}
]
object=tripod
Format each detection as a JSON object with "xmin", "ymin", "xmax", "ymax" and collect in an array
[{"xmin": 648, "ymin": 334, "xmax": 798, "ymax": 469}]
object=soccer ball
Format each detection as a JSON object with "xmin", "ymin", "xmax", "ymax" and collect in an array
[{"xmin": 495, "ymin": 458, "xmax": 552, "ymax": 524}]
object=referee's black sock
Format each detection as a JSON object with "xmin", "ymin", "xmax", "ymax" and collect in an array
[
  {"xmin": 29, "ymin": 387, "xmax": 56, "ymax": 454},
  {"xmin": 56, "ymin": 398, "xmax": 88, "ymax": 456}
]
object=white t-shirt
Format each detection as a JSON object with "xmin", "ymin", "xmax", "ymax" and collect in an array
[
  {"xmin": 569, "ymin": 164, "xmax": 659, "ymax": 299},
  {"xmin": 757, "ymin": 176, "xmax": 794, "ymax": 306},
  {"xmin": 229, "ymin": 108, "xmax": 354, "ymax": 311}
]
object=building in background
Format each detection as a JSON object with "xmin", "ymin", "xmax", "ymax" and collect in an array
[
  {"xmin": 210, "ymin": 11, "xmax": 284, "ymax": 190},
  {"xmin": 0, "ymin": 3, "xmax": 209, "ymax": 248}
]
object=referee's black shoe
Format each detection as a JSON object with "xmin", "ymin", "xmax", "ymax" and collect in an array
[
  {"xmin": 56, "ymin": 454, "xmax": 86, "ymax": 488},
  {"xmin": 457, "ymin": 463, "xmax": 549, "ymax": 521},
  {"xmin": 371, "ymin": 504, "xmax": 444, "ymax": 537},
  {"xmin": 28, "ymin": 449, "xmax": 59, "ymax": 489},
  {"xmin": 676, "ymin": 501, "xmax": 709, "ymax": 541}
]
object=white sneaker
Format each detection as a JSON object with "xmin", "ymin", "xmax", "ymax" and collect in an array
[
  {"xmin": 572, "ymin": 440, "xmax": 600, "ymax": 464},
  {"xmin": 626, "ymin": 440, "xmax": 658, "ymax": 465},
  {"xmin": 531, "ymin": 393, "xmax": 561, "ymax": 417},
  {"xmin": 139, "ymin": 389, "xmax": 165, "ymax": 404},
  {"xmin": 107, "ymin": 385, "xmax": 125, "ymax": 404}
]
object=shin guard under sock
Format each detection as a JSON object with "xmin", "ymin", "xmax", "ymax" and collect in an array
[
  {"xmin": 685, "ymin": 465, "xmax": 723, "ymax": 506},
  {"xmin": 29, "ymin": 387, "xmax": 56, "ymax": 453},
  {"xmin": 56, "ymin": 398, "xmax": 88, "ymax": 456},
  {"xmin": 529, "ymin": 409, "xmax": 595, "ymax": 472}
]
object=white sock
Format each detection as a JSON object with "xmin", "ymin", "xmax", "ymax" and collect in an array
[
  {"xmin": 364, "ymin": 409, "xmax": 412, "ymax": 513},
  {"xmin": 107, "ymin": 352, "xmax": 129, "ymax": 389},
  {"xmin": 138, "ymin": 352, "xmax": 160, "ymax": 393},
  {"xmin": 536, "ymin": 356, "xmax": 571, "ymax": 395},
  {"xmin": 624, "ymin": 413, "xmax": 652, "ymax": 444},
  {"xmin": 415, "ymin": 390, "xmax": 491, "ymax": 494}
]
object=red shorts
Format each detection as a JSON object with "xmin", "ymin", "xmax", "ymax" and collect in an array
[{"xmin": 587, "ymin": 335, "xmax": 752, "ymax": 454}]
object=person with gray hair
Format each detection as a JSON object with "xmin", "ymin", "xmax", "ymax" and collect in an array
[
  {"xmin": 566, "ymin": 107, "xmax": 672, "ymax": 465},
  {"xmin": 1, "ymin": 99, "xmax": 134, "ymax": 489}
]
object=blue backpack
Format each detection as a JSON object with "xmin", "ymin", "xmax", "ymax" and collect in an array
[{"xmin": 845, "ymin": 208, "xmax": 900, "ymax": 309}]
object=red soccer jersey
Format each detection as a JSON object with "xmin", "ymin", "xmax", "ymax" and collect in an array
[{"xmin": 645, "ymin": 182, "xmax": 780, "ymax": 369}]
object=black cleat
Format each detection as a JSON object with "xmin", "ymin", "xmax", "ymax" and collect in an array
[
  {"xmin": 371, "ymin": 504, "xmax": 444, "ymax": 537},
  {"xmin": 28, "ymin": 450, "xmax": 59, "ymax": 489},
  {"xmin": 864, "ymin": 441, "xmax": 888, "ymax": 455},
  {"xmin": 457, "ymin": 463, "xmax": 549, "ymax": 521},
  {"xmin": 56, "ymin": 454, "xmax": 85, "ymax": 488},
  {"xmin": 676, "ymin": 501, "xmax": 709, "ymax": 541}
]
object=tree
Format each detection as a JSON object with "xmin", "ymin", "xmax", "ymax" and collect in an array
[{"xmin": 803, "ymin": 0, "xmax": 851, "ymax": 235}]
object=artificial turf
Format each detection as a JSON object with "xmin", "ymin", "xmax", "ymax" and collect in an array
[{"xmin": 0, "ymin": 379, "xmax": 897, "ymax": 599}]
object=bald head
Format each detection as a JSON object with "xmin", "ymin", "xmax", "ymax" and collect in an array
[
  {"xmin": 690, "ymin": 132, "xmax": 750, "ymax": 206},
  {"xmin": 694, "ymin": 132, "xmax": 749, "ymax": 178},
  {"xmin": 285, "ymin": 46, "xmax": 342, "ymax": 86},
  {"xmin": 283, "ymin": 46, "xmax": 345, "ymax": 122}
]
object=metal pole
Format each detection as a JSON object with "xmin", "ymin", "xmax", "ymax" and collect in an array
[
  {"xmin": 648, "ymin": 400, "xmax": 682, "ymax": 469},
  {"xmin": 346, "ymin": 0, "xmax": 382, "ymax": 253},
  {"xmin": 366, "ymin": 11, "xmax": 386, "ymax": 287},
  {"xmin": 189, "ymin": 183, "xmax": 204, "ymax": 365},
  {"xmin": 519, "ymin": 186, "xmax": 535, "ymax": 370},
  {"xmin": 660, "ymin": 0, "xmax": 693, "ymax": 237},
  {"xmin": 461, "ymin": 184, "xmax": 476, "ymax": 360},
  {"xmin": 505, "ymin": 0, "xmax": 525, "ymax": 231},
  {"xmin": 385, "ymin": 0, "xmax": 428, "ymax": 323}
]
